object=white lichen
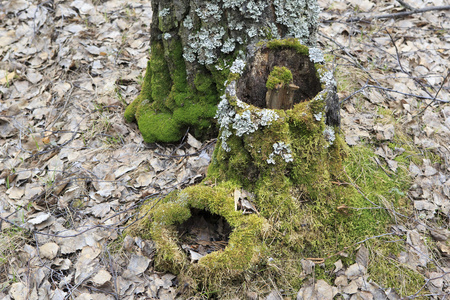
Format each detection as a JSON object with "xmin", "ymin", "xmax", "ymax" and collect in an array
[
  {"xmin": 314, "ymin": 112, "xmax": 323, "ymax": 122},
  {"xmin": 273, "ymin": 0, "xmax": 320, "ymax": 44},
  {"xmin": 158, "ymin": 8, "xmax": 170, "ymax": 17},
  {"xmin": 221, "ymin": 38, "xmax": 236, "ymax": 53},
  {"xmin": 215, "ymin": 95, "xmax": 236, "ymax": 151},
  {"xmin": 323, "ymin": 126, "xmax": 336, "ymax": 146},
  {"xmin": 196, "ymin": 3, "xmax": 221, "ymax": 21},
  {"xmin": 179, "ymin": 0, "xmax": 319, "ymax": 67},
  {"xmin": 183, "ymin": 50, "xmax": 196, "ymax": 63},
  {"xmin": 267, "ymin": 142, "xmax": 294, "ymax": 164},
  {"xmin": 256, "ymin": 109, "xmax": 279, "ymax": 126},
  {"xmin": 230, "ymin": 57, "xmax": 246, "ymax": 75},
  {"xmin": 309, "ymin": 47, "xmax": 324, "ymax": 63},
  {"xmin": 183, "ymin": 15, "xmax": 193, "ymax": 30},
  {"xmin": 247, "ymin": 26, "xmax": 258, "ymax": 38},
  {"xmin": 268, "ymin": 23, "xmax": 281, "ymax": 39},
  {"xmin": 320, "ymin": 70, "xmax": 336, "ymax": 88},
  {"xmin": 233, "ymin": 110, "xmax": 258, "ymax": 136},
  {"xmin": 185, "ymin": 26, "xmax": 226, "ymax": 65},
  {"xmin": 245, "ymin": 0, "xmax": 267, "ymax": 20},
  {"xmin": 163, "ymin": 33, "xmax": 171, "ymax": 40},
  {"xmin": 215, "ymin": 80, "xmax": 281, "ymax": 152},
  {"xmin": 236, "ymin": 99, "xmax": 250, "ymax": 109}
]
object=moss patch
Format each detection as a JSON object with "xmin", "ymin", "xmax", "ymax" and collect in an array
[
  {"xmin": 125, "ymin": 38, "xmax": 223, "ymax": 143},
  {"xmin": 129, "ymin": 112, "xmax": 423, "ymax": 297},
  {"xmin": 265, "ymin": 38, "xmax": 310, "ymax": 55},
  {"xmin": 266, "ymin": 66, "xmax": 293, "ymax": 90}
]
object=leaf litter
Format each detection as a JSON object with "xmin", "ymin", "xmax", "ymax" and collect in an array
[{"xmin": 0, "ymin": 0, "xmax": 449, "ymax": 298}]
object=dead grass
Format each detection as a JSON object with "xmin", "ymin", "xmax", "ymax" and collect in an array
[{"xmin": 0, "ymin": 227, "xmax": 29, "ymax": 287}]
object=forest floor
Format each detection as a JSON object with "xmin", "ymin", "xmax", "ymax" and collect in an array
[{"xmin": 0, "ymin": 0, "xmax": 449, "ymax": 299}]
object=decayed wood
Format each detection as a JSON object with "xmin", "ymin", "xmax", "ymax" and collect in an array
[{"xmin": 265, "ymin": 83, "xmax": 299, "ymax": 110}]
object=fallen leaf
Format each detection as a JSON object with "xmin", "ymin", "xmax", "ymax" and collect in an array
[
  {"xmin": 127, "ymin": 254, "xmax": 150, "ymax": 275},
  {"xmin": 189, "ymin": 250, "xmax": 204, "ymax": 262},
  {"xmin": 40, "ymin": 242, "xmax": 59, "ymax": 259},
  {"xmin": 91, "ymin": 269, "xmax": 112, "ymax": 286},
  {"xmin": 187, "ymin": 133, "xmax": 202, "ymax": 149},
  {"xmin": 0, "ymin": 117, "xmax": 18, "ymax": 138},
  {"xmin": 26, "ymin": 70, "xmax": 43, "ymax": 84},
  {"xmin": 9, "ymin": 282, "xmax": 27, "ymax": 300},
  {"xmin": 5, "ymin": 0, "xmax": 29, "ymax": 12},
  {"xmin": 27, "ymin": 212, "xmax": 51, "ymax": 225},
  {"xmin": 0, "ymin": 71, "xmax": 16, "ymax": 85},
  {"xmin": 437, "ymin": 241, "xmax": 450, "ymax": 256},
  {"xmin": 355, "ymin": 245, "xmax": 369, "ymax": 269},
  {"xmin": 345, "ymin": 263, "xmax": 366, "ymax": 280}
]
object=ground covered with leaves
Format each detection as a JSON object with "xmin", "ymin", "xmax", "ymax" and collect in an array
[{"xmin": 0, "ymin": 0, "xmax": 449, "ymax": 299}]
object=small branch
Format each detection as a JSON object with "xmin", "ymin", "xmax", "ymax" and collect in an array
[
  {"xmin": 385, "ymin": 30, "xmax": 436, "ymax": 101},
  {"xmin": 319, "ymin": 32, "xmax": 396, "ymax": 102},
  {"xmin": 396, "ymin": 0, "xmax": 415, "ymax": 11},
  {"xmin": 340, "ymin": 82, "xmax": 448, "ymax": 105},
  {"xmin": 413, "ymin": 70, "xmax": 450, "ymax": 118},
  {"xmin": 347, "ymin": 5, "xmax": 450, "ymax": 22}
]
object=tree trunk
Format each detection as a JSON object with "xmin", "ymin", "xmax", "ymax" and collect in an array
[{"xmin": 124, "ymin": 0, "xmax": 322, "ymax": 143}]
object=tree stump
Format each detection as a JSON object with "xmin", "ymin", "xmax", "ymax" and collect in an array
[
  {"xmin": 130, "ymin": 34, "xmax": 346, "ymax": 295},
  {"xmin": 126, "ymin": 0, "xmax": 348, "ymax": 297},
  {"xmin": 266, "ymin": 83, "xmax": 299, "ymax": 110}
]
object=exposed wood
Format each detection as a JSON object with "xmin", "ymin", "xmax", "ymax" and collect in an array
[{"xmin": 265, "ymin": 83, "xmax": 299, "ymax": 110}]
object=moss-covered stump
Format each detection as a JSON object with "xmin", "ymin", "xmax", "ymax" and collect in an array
[
  {"xmin": 124, "ymin": 0, "xmax": 322, "ymax": 143},
  {"xmin": 127, "ymin": 37, "xmax": 419, "ymax": 297}
]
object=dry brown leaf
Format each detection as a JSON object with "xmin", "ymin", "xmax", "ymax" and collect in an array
[
  {"xmin": 355, "ymin": 245, "xmax": 369, "ymax": 269},
  {"xmin": 0, "ymin": 71, "xmax": 16, "ymax": 85}
]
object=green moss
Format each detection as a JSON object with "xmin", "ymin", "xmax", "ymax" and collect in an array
[
  {"xmin": 210, "ymin": 58, "xmax": 232, "ymax": 93},
  {"xmin": 149, "ymin": 42, "xmax": 171, "ymax": 108},
  {"xmin": 124, "ymin": 38, "xmax": 221, "ymax": 143},
  {"xmin": 137, "ymin": 111, "xmax": 182, "ymax": 143},
  {"xmin": 266, "ymin": 66, "xmax": 293, "ymax": 90},
  {"xmin": 130, "ymin": 102, "xmax": 422, "ymax": 296},
  {"xmin": 135, "ymin": 182, "xmax": 265, "ymax": 284},
  {"xmin": 266, "ymin": 38, "xmax": 310, "ymax": 55},
  {"xmin": 366, "ymin": 239, "xmax": 426, "ymax": 297},
  {"xmin": 124, "ymin": 60, "xmax": 152, "ymax": 122}
]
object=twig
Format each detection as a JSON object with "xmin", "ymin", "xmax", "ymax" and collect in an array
[
  {"xmin": 347, "ymin": 5, "xmax": 450, "ymax": 22},
  {"xmin": 385, "ymin": 30, "xmax": 437, "ymax": 101},
  {"xmin": 373, "ymin": 157, "xmax": 393, "ymax": 178},
  {"xmin": 340, "ymin": 82, "xmax": 448, "ymax": 105},
  {"xmin": 104, "ymin": 242, "xmax": 120, "ymax": 300},
  {"xmin": 396, "ymin": 0, "xmax": 415, "ymax": 11},
  {"xmin": 413, "ymin": 70, "xmax": 450, "ymax": 118},
  {"xmin": 407, "ymin": 271, "xmax": 450, "ymax": 299},
  {"xmin": 319, "ymin": 32, "xmax": 397, "ymax": 102}
]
